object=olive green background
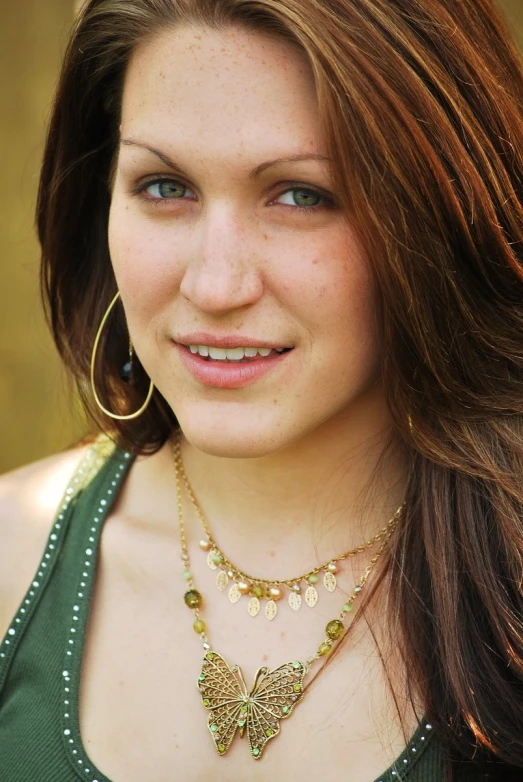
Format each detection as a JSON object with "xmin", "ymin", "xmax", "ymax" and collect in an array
[{"xmin": 1, "ymin": 1, "xmax": 522, "ymax": 474}]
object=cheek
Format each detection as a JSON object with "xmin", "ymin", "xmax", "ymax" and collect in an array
[
  {"xmin": 108, "ymin": 197, "xmax": 183, "ymax": 314},
  {"xmin": 276, "ymin": 229, "xmax": 378, "ymax": 350}
]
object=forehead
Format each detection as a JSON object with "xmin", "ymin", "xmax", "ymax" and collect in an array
[{"xmin": 120, "ymin": 24, "xmax": 324, "ymax": 160}]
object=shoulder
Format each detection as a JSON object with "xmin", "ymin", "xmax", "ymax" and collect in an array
[
  {"xmin": 0, "ymin": 444, "xmax": 91, "ymax": 639},
  {"xmin": 0, "ymin": 445, "xmax": 91, "ymax": 520}
]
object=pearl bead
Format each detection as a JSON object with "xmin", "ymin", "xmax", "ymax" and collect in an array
[
  {"xmin": 238, "ymin": 581, "xmax": 251, "ymax": 595},
  {"xmin": 327, "ymin": 562, "xmax": 338, "ymax": 573},
  {"xmin": 199, "ymin": 540, "xmax": 211, "ymax": 551},
  {"xmin": 269, "ymin": 587, "xmax": 282, "ymax": 601},
  {"xmin": 292, "ymin": 583, "xmax": 302, "ymax": 593}
]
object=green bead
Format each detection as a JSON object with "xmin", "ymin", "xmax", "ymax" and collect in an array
[
  {"xmin": 211, "ymin": 553, "xmax": 222, "ymax": 565},
  {"xmin": 252, "ymin": 747, "xmax": 260, "ymax": 757},
  {"xmin": 326, "ymin": 619, "xmax": 344, "ymax": 640},
  {"xmin": 182, "ymin": 570, "xmax": 192, "ymax": 580},
  {"xmin": 184, "ymin": 589, "xmax": 203, "ymax": 609},
  {"xmin": 343, "ymin": 602, "xmax": 353, "ymax": 612},
  {"xmin": 308, "ymin": 574, "xmax": 319, "ymax": 584},
  {"xmin": 193, "ymin": 619, "xmax": 206, "ymax": 634},
  {"xmin": 252, "ymin": 584, "xmax": 265, "ymax": 599},
  {"xmin": 319, "ymin": 641, "xmax": 332, "ymax": 656}
]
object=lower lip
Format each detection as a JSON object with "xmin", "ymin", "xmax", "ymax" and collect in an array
[{"xmin": 174, "ymin": 343, "xmax": 292, "ymax": 389}]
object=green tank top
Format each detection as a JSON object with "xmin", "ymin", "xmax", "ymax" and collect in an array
[{"xmin": 0, "ymin": 437, "xmax": 444, "ymax": 781}]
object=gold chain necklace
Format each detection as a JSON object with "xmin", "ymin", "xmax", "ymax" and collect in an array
[
  {"xmin": 176, "ymin": 445, "xmax": 401, "ymax": 621},
  {"xmin": 173, "ymin": 437, "xmax": 402, "ymax": 760}
]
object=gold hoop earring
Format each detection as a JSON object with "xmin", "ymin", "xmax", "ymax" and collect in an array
[{"xmin": 90, "ymin": 291, "xmax": 154, "ymax": 421}]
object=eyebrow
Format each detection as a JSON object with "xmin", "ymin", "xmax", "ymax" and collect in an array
[{"xmin": 120, "ymin": 138, "xmax": 330, "ymax": 178}]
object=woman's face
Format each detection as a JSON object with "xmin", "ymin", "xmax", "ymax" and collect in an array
[{"xmin": 109, "ymin": 24, "xmax": 382, "ymax": 457}]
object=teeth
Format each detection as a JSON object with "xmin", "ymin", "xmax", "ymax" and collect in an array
[
  {"xmin": 226, "ymin": 347, "xmax": 245, "ymax": 360},
  {"xmin": 208, "ymin": 346, "xmax": 229, "ymax": 360},
  {"xmin": 187, "ymin": 344, "xmax": 287, "ymax": 361}
]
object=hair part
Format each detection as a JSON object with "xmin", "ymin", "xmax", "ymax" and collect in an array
[{"xmin": 38, "ymin": 0, "xmax": 523, "ymax": 775}]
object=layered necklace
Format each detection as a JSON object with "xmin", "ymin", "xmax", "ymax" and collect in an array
[{"xmin": 173, "ymin": 437, "xmax": 403, "ymax": 760}]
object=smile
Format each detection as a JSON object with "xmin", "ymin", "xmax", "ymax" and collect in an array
[
  {"xmin": 174, "ymin": 341, "xmax": 294, "ymax": 389},
  {"xmin": 185, "ymin": 345, "xmax": 291, "ymax": 362}
]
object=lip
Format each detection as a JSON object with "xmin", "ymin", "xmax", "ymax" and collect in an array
[
  {"xmin": 173, "ymin": 341, "xmax": 293, "ymax": 389},
  {"xmin": 175, "ymin": 333, "xmax": 290, "ymax": 350}
]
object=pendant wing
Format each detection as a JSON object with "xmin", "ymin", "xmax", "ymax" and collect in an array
[
  {"xmin": 246, "ymin": 661, "xmax": 306, "ymax": 759},
  {"xmin": 198, "ymin": 651, "xmax": 247, "ymax": 755}
]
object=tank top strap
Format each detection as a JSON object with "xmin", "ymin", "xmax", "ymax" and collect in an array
[{"xmin": 0, "ymin": 436, "xmax": 135, "ymax": 781}]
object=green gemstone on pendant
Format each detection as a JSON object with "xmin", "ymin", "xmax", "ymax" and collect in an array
[
  {"xmin": 266, "ymin": 728, "xmax": 273, "ymax": 737},
  {"xmin": 218, "ymin": 744, "xmax": 226, "ymax": 753},
  {"xmin": 203, "ymin": 699, "xmax": 210, "ymax": 707},
  {"xmin": 238, "ymin": 719, "xmax": 246, "ymax": 727},
  {"xmin": 282, "ymin": 706, "xmax": 290, "ymax": 714},
  {"xmin": 211, "ymin": 724, "xmax": 218, "ymax": 732},
  {"xmin": 241, "ymin": 706, "xmax": 248, "ymax": 714},
  {"xmin": 198, "ymin": 674, "xmax": 206, "ymax": 682},
  {"xmin": 253, "ymin": 747, "xmax": 260, "ymax": 757},
  {"xmin": 293, "ymin": 661, "xmax": 302, "ymax": 669},
  {"xmin": 206, "ymin": 652, "xmax": 214, "ymax": 661},
  {"xmin": 293, "ymin": 683, "xmax": 302, "ymax": 692}
]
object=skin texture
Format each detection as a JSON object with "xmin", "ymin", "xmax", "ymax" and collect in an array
[
  {"xmin": 0, "ymin": 25, "xmax": 420, "ymax": 782},
  {"xmin": 109, "ymin": 24, "xmax": 407, "ymax": 556}
]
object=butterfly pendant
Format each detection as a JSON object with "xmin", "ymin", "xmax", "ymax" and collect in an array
[{"xmin": 197, "ymin": 650, "xmax": 306, "ymax": 759}]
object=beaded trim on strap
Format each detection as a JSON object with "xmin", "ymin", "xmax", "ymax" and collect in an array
[{"xmin": 0, "ymin": 435, "xmax": 118, "ymax": 686}]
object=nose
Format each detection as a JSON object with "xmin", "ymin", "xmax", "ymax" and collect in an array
[{"xmin": 179, "ymin": 205, "xmax": 264, "ymax": 315}]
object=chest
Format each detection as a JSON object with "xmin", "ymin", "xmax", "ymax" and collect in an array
[{"xmin": 76, "ymin": 518, "xmax": 420, "ymax": 782}]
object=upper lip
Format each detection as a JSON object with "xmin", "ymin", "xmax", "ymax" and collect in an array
[{"xmin": 174, "ymin": 333, "xmax": 292, "ymax": 350}]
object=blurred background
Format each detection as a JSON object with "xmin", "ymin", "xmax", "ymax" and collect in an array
[{"xmin": 1, "ymin": 0, "xmax": 523, "ymax": 474}]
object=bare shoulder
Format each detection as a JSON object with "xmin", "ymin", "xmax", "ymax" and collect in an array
[{"xmin": 0, "ymin": 444, "xmax": 90, "ymax": 640}]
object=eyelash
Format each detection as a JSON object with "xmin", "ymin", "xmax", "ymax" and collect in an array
[{"xmin": 131, "ymin": 177, "xmax": 335, "ymax": 214}]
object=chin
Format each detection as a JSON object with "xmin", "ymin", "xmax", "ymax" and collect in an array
[{"xmin": 173, "ymin": 400, "xmax": 305, "ymax": 459}]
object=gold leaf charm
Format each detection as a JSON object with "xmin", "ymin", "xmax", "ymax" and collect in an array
[
  {"xmin": 323, "ymin": 571, "xmax": 337, "ymax": 592},
  {"xmin": 305, "ymin": 585, "xmax": 318, "ymax": 607},
  {"xmin": 288, "ymin": 591, "xmax": 302, "ymax": 611},
  {"xmin": 248, "ymin": 597, "xmax": 260, "ymax": 617},
  {"xmin": 265, "ymin": 600, "xmax": 278, "ymax": 621},
  {"xmin": 229, "ymin": 583, "xmax": 241, "ymax": 604},
  {"xmin": 207, "ymin": 551, "xmax": 218, "ymax": 571},
  {"xmin": 198, "ymin": 651, "xmax": 306, "ymax": 759},
  {"xmin": 216, "ymin": 570, "xmax": 229, "ymax": 591}
]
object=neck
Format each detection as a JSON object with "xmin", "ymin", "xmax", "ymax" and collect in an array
[{"xmin": 173, "ymin": 388, "xmax": 408, "ymax": 579}]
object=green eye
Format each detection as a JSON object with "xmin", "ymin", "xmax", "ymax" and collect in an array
[
  {"xmin": 277, "ymin": 188, "xmax": 326, "ymax": 209},
  {"xmin": 293, "ymin": 189, "xmax": 321, "ymax": 207},
  {"xmin": 146, "ymin": 180, "xmax": 188, "ymax": 198}
]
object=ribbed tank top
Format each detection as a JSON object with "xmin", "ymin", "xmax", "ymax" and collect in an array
[{"xmin": 0, "ymin": 437, "xmax": 444, "ymax": 781}]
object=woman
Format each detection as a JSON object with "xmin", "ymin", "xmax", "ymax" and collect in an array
[{"xmin": 0, "ymin": 0, "xmax": 522, "ymax": 779}]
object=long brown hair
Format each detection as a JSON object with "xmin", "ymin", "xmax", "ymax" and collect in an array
[{"xmin": 38, "ymin": 0, "xmax": 523, "ymax": 775}]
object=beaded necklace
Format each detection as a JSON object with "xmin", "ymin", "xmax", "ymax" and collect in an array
[{"xmin": 173, "ymin": 437, "xmax": 402, "ymax": 760}]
